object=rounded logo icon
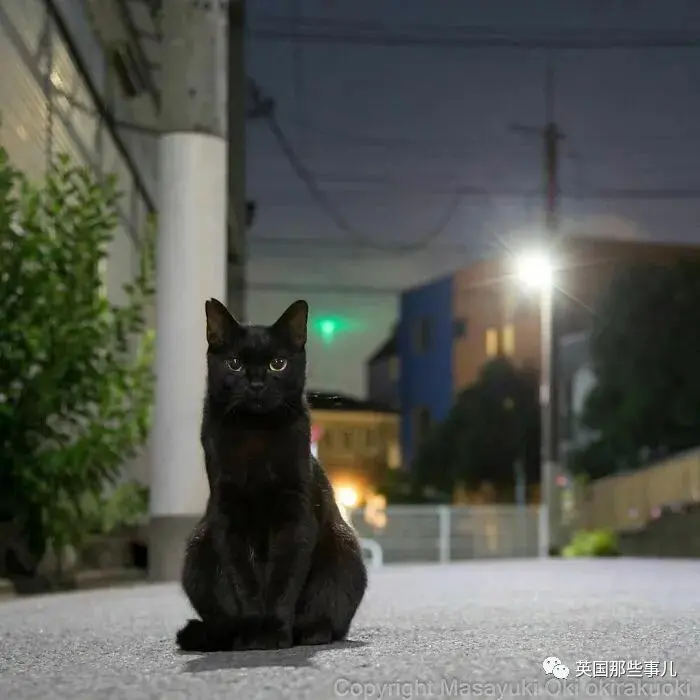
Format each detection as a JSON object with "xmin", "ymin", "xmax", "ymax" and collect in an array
[
  {"xmin": 542, "ymin": 657, "xmax": 562, "ymax": 674},
  {"xmin": 552, "ymin": 663, "xmax": 570, "ymax": 680}
]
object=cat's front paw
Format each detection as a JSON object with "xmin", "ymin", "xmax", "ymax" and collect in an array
[
  {"xmin": 254, "ymin": 616, "xmax": 293, "ymax": 650},
  {"xmin": 176, "ymin": 618, "xmax": 234, "ymax": 652}
]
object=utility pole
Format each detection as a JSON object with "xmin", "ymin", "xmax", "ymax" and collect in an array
[
  {"xmin": 539, "ymin": 57, "xmax": 565, "ymax": 557},
  {"xmin": 511, "ymin": 56, "xmax": 565, "ymax": 557},
  {"xmin": 543, "ymin": 61, "xmax": 563, "ymax": 233}
]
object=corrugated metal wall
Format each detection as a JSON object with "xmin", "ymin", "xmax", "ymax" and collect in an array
[{"xmin": 0, "ymin": 0, "xmax": 153, "ymax": 304}]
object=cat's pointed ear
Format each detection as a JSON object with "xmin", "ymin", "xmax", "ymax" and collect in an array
[
  {"xmin": 273, "ymin": 299, "xmax": 308, "ymax": 350},
  {"xmin": 205, "ymin": 298, "xmax": 241, "ymax": 347}
]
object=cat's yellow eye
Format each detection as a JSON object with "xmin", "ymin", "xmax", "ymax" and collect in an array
[
  {"xmin": 269, "ymin": 357, "xmax": 287, "ymax": 372},
  {"xmin": 225, "ymin": 357, "xmax": 243, "ymax": 372}
]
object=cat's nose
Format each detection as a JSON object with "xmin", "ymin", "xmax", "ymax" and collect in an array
[{"xmin": 249, "ymin": 381, "xmax": 265, "ymax": 395}]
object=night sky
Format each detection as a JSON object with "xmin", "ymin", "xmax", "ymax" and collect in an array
[{"xmin": 244, "ymin": 0, "xmax": 700, "ymax": 395}]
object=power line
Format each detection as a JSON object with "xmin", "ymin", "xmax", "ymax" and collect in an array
[
  {"xmin": 250, "ymin": 25, "xmax": 700, "ymax": 50},
  {"xmin": 266, "ymin": 117, "xmax": 463, "ymax": 252},
  {"xmin": 252, "ymin": 15, "xmax": 700, "ymax": 40},
  {"xmin": 250, "ymin": 81, "xmax": 467, "ymax": 253},
  {"xmin": 261, "ymin": 112, "xmax": 700, "ymax": 150},
  {"xmin": 255, "ymin": 180, "xmax": 700, "ymax": 200},
  {"xmin": 249, "ymin": 236, "xmax": 482, "ymax": 260},
  {"xmin": 240, "ymin": 281, "xmax": 402, "ymax": 296},
  {"xmin": 244, "ymin": 252, "xmax": 653, "ymax": 296},
  {"xmin": 251, "ymin": 234, "xmax": 472, "ymax": 250}
]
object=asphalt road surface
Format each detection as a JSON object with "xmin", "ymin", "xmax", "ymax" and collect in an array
[{"xmin": 1, "ymin": 559, "xmax": 699, "ymax": 700}]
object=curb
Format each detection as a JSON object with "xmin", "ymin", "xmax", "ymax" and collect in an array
[
  {"xmin": 0, "ymin": 577, "xmax": 14, "ymax": 600},
  {"xmin": 75, "ymin": 567, "xmax": 147, "ymax": 588},
  {"xmin": 0, "ymin": 568, "xmax": 147, "ymax": 600}
]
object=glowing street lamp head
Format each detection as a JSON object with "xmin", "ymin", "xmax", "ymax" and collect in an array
[{"xmin": 515, "ymin": 251, "xmax": 554, "ymax": 289}]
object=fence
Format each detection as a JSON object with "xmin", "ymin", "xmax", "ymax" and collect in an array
[
  {"xmin": 345, "ymin": 447, "xmax": 700, "ymax": 565},
  {"xmin": 576, "ymin": 446, "xmax": 700, "ymax": 532},
  {"xmin": 347, "ymin": 504, "xmax": 541, "ymax": 564}
]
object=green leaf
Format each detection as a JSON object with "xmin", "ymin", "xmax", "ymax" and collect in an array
[
  {"xmin": 574, "ymin": 259, "xmax": 700, "ymax": 479},
  {"xmin": 411, "ymin": 357, "xmax": 541, "ymax": 499},
  {"xmin": 0, "ymin": 146, "xmax": 156, "ymax": 561}
]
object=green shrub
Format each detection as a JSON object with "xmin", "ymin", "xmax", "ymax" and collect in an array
[
  {"xmin": 81, "ymin": 481, "xmax": 149, "ymax": 536},
  {"xmin": 0, "ymin": 148, "xmax": 155, "ymax": 573},
  {"xmin": 562, "ymin": 528, "xmax": 620, "ymax": 557}
]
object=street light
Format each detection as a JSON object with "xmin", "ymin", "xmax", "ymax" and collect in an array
[
  {"xmin": 336, "ymin": 485, "xmax": 360, "ymax": 508},
  {"xmin": 514, "ymin": 249, "xmax": 557, "ymax": 558},
  {"xmin": 514, "ymin": 250, "xmax": 555, "ymax": 289},
  {"xmin": 334, "ymin": 483, "xmax": 361, "ymax": 527}
]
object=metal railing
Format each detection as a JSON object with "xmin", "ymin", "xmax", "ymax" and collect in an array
[{"xmin": 348, "ymin": 504, "xmax": 540, "ymax": 564}]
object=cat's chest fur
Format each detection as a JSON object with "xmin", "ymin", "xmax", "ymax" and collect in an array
[
  {"xmin": 208, "ymin": 425, "xmax": 311, "ymax": 553},
  {"xmin": 220, "ymin": 430, "xmax": 282, "ymax": 482},
  {"xmin": 211, "ymin": 424, "xmax": 305, "ymax": 487}
]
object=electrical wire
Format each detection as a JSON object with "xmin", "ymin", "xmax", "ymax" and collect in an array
[
  {"xmin": 263, "ymin": 109, "xmax": 466, "ymax": 253},
  {"xmin": 255, "ymin": 177, "xmax": 700, "ymax": 200},
  {"xmin": 272, "ymin": 115, "xmax": 700, "ymax": 152},
  {"xmin": 250, "ymin": 24, "xmax": 700, "ymax": 50},
  {"xmin": 252, "ymin": 15, "xmax": 700, "ymax": 40},
  {"xmin": 252, "ymin": 235, "xmax": 475, "ymax": 252},
  {"xmin": 239, "ymin": 281, "xmax": 402, "ymax": 296},
  {"xmin": 248, "ymin": 79, "xmax": 484, "ymax": 254},
  {"xmin": 245, "ymin": 28, "xmax": 700, "ymax": 301}
]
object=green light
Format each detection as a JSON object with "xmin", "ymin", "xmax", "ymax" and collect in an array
[
  {"xmin": 312, "ymin": 315, "xmax": 349, "ymax": 343},
  {"xmin": 319, "ymin": 319, "xmax": 336, "ymax": 338}
]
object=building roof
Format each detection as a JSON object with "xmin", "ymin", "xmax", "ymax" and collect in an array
[
  {"xmin": 366, "ymin": 328, "xmax": 397, "ymax": 364},
  {"xmin": 306, "ymin": 390, "xmax": 397, "ymax": 414}
]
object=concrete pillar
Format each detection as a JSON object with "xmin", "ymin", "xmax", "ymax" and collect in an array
[{"xmin": 149, "ymin": 0, "xmax": 229, "ymax": 582}]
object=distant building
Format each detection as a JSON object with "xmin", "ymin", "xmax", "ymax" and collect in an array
[
  {"xmin": 397, "ymin": 236, "xmax": 700, "ymax": 468},
  {"xmin": 366, "ymin": 327, "xmax": 400, "ymax": 411},
  {"xmin": 397, "ymin": 274, "xmax": 454, "ymax": 468},
  {"xmin": 307, "ymin": 390, "xmax": 401, "ymax": 505}
]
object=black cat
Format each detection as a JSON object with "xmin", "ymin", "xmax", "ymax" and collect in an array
[{"xmin": 175, "ymin": 298, "xmax": 368, "ymax": 652}]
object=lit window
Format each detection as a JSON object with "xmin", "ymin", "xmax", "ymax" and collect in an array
[
  {"xmin": 485, "ymin": 328, "xmax": 498, "ymax": 356},
  {"xmin": 503, "ymin": 324, "xmax": 515, "ymax": 355}
]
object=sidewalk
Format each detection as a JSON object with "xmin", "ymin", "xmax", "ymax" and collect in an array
[{"xmin": 0, "ymin": 568, "xmax": 147, "ymax": 600}]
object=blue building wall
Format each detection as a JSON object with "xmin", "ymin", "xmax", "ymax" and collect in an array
[{"xmin": 398, "ymin": 274, "xmax": 454, "ymax": 468}]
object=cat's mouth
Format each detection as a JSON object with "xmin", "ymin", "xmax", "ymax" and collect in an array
[{"xmin": 245, "ymin": 397, "xmax": 268, "ymax": 412}]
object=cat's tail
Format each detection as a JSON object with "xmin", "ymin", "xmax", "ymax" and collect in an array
[{"xmin": 176, "ymin": 618, "xmax": 232, "ymax": 652}]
